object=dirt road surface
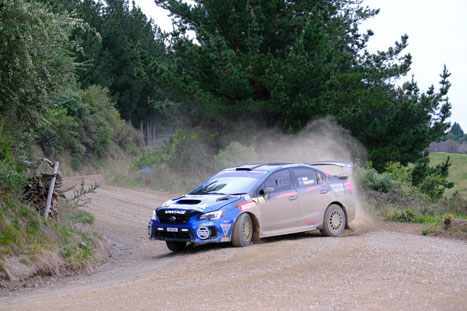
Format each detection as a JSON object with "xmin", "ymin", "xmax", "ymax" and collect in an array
[{"xmin": 1, "ymin": 177, "xmax": 466, "ymax": 310}]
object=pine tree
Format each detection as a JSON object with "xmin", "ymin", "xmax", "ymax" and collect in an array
[{"xmin": 148, "ymin": 0, "xmax": 451, "ymax": 170}]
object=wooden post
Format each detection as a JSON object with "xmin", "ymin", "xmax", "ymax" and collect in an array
[{"xmin": 44, "ymin": 161, "xmax": 59, "ymax": 219}]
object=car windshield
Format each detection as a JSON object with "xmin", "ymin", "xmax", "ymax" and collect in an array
[{"xmin": 190, "ymin": 171, "xmax": 265, "ymax": 195}]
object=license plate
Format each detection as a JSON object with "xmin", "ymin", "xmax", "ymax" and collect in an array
[{"xmin": 167, "ymin": 227, "xmax": 178, "ymax": 232}]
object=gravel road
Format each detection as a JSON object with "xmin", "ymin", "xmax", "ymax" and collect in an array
[{"xmin": 1, "ymin": 178, "xmax": 466, "ymax": 311}]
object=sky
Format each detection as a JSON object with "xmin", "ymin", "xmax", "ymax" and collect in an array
[{"xmin": 134, "ymin": 0, "xmax": 467, "ymax": 130}]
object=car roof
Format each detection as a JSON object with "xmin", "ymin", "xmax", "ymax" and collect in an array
[{"xmin": 222, "ymin": 163, "xmax": 327, "ymax": 174}]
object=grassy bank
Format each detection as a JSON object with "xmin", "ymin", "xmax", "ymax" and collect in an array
[
  {"xmin": 357, "ymin": 160, "xmax": 467, "ymax": 239},
  {"xmin": 430, "ymin": 152, "xmax": 467, "ymax": 197},
  {"xmin": 0, "ymin": 195, "xmax": 104, "ymax": 287}
]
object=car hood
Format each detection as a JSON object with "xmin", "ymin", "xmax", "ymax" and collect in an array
[{"xmin": 159, "ymin": 194, "xmax": 245, "ymax": 213}]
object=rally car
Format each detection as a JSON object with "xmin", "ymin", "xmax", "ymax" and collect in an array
[{"xmin": 148, "ymin": 162, "xmax": 355, "ymax": 252}]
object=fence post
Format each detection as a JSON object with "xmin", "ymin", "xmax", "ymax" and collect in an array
[{"xmin": 44, "ymin": 161, "xmax": 59, "ymax": 219}]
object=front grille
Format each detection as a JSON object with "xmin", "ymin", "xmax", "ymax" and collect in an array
[
  {"xmin": 157, "ymin": 209, "xmax": 200, "ymax": 225},
  {"xmin": 154, "ymin": 229, "xmax": 193, "ymax": 241}
]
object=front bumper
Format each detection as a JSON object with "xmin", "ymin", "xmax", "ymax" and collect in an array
[{"xmin": 148, "ymin": 217, "xmax": 234, "ymax": 244}]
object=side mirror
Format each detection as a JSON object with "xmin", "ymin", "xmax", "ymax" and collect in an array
[{"xmin": 264, "ymin": 187, "xmax": 275, "ymax": 194}]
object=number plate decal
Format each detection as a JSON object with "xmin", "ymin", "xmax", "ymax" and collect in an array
[{"xmin": 167, "ymin": 227, "xmax": 178, "ymax": 232}]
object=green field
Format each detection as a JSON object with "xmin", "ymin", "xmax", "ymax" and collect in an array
[{"xmin": 430, "ymin": 152, "xmax": 467, "ymax": 197}]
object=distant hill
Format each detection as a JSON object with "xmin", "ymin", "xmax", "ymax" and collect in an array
[{"xmin": 430, "ymin": 140, "xmax": 467, "ymax": 154}]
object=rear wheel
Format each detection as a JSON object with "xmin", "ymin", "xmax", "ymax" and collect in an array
[
  {"xmin": 321, "ymin": 204, "xmax": 346, "ymax": 237},
  {"xmin": 166, "ymin": 241, "xmax": 186, "ymax": 252},
  {"xmin": 232, "ymin": 213, "xmax": 253, "ymax": 247}
]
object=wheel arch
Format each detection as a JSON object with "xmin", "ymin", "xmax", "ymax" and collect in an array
[{"xmin": 236, "ymin": 211, "xmax": 260, "ymax": 243}]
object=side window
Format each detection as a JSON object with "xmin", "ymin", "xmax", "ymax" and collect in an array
[
  {"xmin": 317, "ymin": 172, "xmax": 327, "ymax": 184},
  {"xmin": 293, "ymin": 168, "xmax": 318, "ymax": 188},
  {"xmin": 264, "ymin": 169, "xmax": 293, "ymax": 192}
]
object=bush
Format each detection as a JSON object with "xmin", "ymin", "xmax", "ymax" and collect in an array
[
  {"xmin": 163, "ymin": 129, "xmax": 215, "ymax": 173},
  {"xmin": 356, "ymin": 164, "xmax": 393, "ymax": 193},
  {"xmin": 39, "ymin": 85, "xmax": 143, "ymax": 169},
  {"xmin": 0, "ymin": 160, "xmax": 28, "ymax": 193},
  {"xmin": 412, "ymin": 151, "xmax": 454, "ymax": 200},
  {"xmin": 124, "ymin": 132, "xmax": 258, "ymax": 192},
  {"xmin": 391, "ymin": 209, "xmax": 416, "ymax": 222},
  {"xmin": 212, "ymin": 141, "xmax": 257, "ymax": 171},
  {"xmin": 132, "ymin": 148, "xmax": 163, "ymax": 169}
]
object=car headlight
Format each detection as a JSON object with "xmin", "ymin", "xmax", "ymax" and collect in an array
[
  {"xmin": 152, "ymin": 209, "xmax": 158, "ymax": 220},
  {"xmin": 199, "ymin": 210, "xmax": 225, "ymax": 220}
]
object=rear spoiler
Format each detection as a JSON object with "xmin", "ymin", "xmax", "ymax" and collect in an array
[{"xmin": 308, "ymin": 161, "xmax": 353, "ymax": 178}]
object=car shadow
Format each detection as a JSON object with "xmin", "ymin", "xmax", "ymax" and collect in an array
[{"xmin": 153, "ymin": 228, "xmax": 361, "ymax": 258}]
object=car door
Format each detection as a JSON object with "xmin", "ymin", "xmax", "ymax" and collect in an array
[
  {"xmin": 292, "ymin": 167, "xmax": 331, "ymax": 227},
  {"xmin": 257, "ymin": 169, "xmax": 299, "ymax": 233}
]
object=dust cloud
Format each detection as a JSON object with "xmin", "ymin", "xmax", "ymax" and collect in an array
[
  {"xmin": 252, "ymin": 118, "xmax": 366, "ymax": 164},
  {"xmin": 236, "ymin": 118, "xmax": 376, "ymax": 233}
]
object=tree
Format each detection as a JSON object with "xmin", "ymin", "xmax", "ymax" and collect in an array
[
  {"xmin": 449, "ymin": 122, "xmax": 464, "ymax": 139},
  {"xmin": 0, "ymin": 0, "xmax": 78, "ymax": 161},
  {"xmin": 148, "ymin": 0, "xmax": 451, "ymax": 170},
  {"xmin": 74, "ymin": 0, "xmax": 168, "ymax": 124},
  {"xmin": 0, "ymin": 0, "xmax": 78, "ymax": 130}
]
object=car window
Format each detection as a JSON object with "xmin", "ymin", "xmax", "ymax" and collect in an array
[
  {"xmin": 264, "ymin": 169, "xmax": 293, "ymax": 192},
  {"xmin": 317, "ymin": 172, "xmax": 327, "ymax": 184},
  {"xmin": 190, "ymin": 171, "xmax": 264, "ymax": 195},
  {"xmin": 292, "ymin": 168, "xmax": 318, "ymax": 188}
]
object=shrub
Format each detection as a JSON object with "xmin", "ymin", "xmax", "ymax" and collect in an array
[
  {"xmin": 385, "ymin": 162, "xmax": 412, "ymax": 184},
  {"xmin": 0, "ymin": 160, "xmax": 28, "ymax": 193},
  {"xmin": 356, "ymin": 164, "xmax": 393, "ymax": 193},
  {"xmin": 162, "ymin": 129, "xmax": 216, "ymax": 173},
  {"xmin": 391, "ymin": 209, "xmax": 416, "ymax": 222},
  {"xmin": 132, "ymin": 148, "xmax": 163, "ymax": 169},
  {"xmin": 213, "ymin": 141, "xmax": 257, "ymax": 171},
  {"xmin": 39, "ymin": 85, "xmax": 143, "ymax": 169},
  {"xmin": 412, "ymin": 151, "xmax": 454, "ymax": 200}
]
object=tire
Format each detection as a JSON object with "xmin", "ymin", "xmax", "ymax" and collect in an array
[
  {"xmin": 321, "ymin": 204, "xmax": 346, "ymax": 237},
  {"xmin": 166, "ymin": 241, "xmax": 186, "ymax": 252},
  {"xmin": 232, "ymin": 213, "xmax": 253, "ymax": 247}
]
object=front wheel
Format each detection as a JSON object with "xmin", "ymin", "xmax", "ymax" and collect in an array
[
  {"xmin": 166, "ymin": 241, "xmax": 186, "ymax": 252},
  {"xmin": 321, "ymin": 204, "xmax": 346, "ymax": 237},
  {"xmin": 232, "ymin": 213, "xmax": 253, "ymax": 247}
]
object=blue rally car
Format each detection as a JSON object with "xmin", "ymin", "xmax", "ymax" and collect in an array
[{"xmin": 148, "ymin": 162, "xmax": 356, "ymax": 252}]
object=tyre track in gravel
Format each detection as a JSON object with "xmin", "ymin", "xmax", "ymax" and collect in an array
[{"xmin": 1, "ymin": 176, "xmax": 466, "ymax": 311}]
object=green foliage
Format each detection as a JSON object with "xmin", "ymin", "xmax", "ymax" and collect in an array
[
  {"xmin": 160, "ymin": 129, "xmax": 216, "ymax": 173},
  {"xmin": 148, "ymin": 0, "xmax": 451, "ymax": 170},
  {"xmin": 0, "ymin": 195, "xmax": 100, "ymax": 279},
  {"xmin": 449, "ymin": 122, "xmax": 464, "ymax": 141},
  {"xmin": 68, "ymin": 210, "xmax": 95, "ymax": 225},
  {"xmin": 0, "ymin": 0, "xmax": 79, "ymax": 153},
  {"xmin": 412, "ymin": 151, "xmax": 454, "ymax": 200},
  {"xmin": 385, "ymin": 162, "xmax": 412, "ymax": 184},
  {"xmin": 430, "ymin": 152, "xmax": 467, "ymax": 197},
  {"xmin": 125, "ymin": 131, "xmax": 258, "ymax": 192},
  {"xmin": 356, "ymin": 164, "xmax": 393, "ymax": 193},
  {"xmin": 49, "ymin": 0, "xmax": 170, "ymax": 124},
  {"xmin": 0, "ymin": 0, "xmax": 84, "ymax": 190},
  {"xmin": 391, "ymin": 209, "xmax": 416, "ymax": 223},
  {"xmin": 132, "ymin": 148, "xmax": 163, "ymax": 169},
  {"xmin": 39, "ymin": 85, "xmax": 143, "ymax": 169},
  {"xmin": 0, "ymin": 160, "xmax": 28, "ymax": 192},
  {"xmin": 212, "ymin": 142, "xmax": 257, "ymax": 171}
]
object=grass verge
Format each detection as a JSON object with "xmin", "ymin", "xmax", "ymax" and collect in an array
[{"xmin": 0, "ymin": 195, "xmax": 105, "ymax": 287}]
